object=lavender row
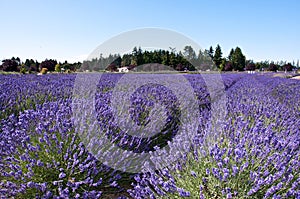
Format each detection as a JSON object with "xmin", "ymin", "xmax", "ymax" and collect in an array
[{"xmin": 129, "ymin": 74, "xmax": 300, "ymax": 198}]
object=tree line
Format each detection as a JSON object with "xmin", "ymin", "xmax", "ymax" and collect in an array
[
  {"xmin": 1, "ymin": 45, "xmax": 299, "ymax": 73},
  {"xmin": 0, "ymin": 57, "xmax": 81, "ymax": 73},
  {"xmin": 82, "ymin": 45, "xmax": 299, "ymax": 72}
]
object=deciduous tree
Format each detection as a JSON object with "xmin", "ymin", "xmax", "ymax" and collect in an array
[
  {"xmin": 40, "ymin": 59, "xmax": 57, "ymax": 71},
  {"xmin": 1, "ymin": 59, "xmax": 19, "ymax": 71}
]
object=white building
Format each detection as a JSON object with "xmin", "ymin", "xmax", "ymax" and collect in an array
[{"xmin": 117, "ymin": 67, "xmax": 129, "ymax": 73}]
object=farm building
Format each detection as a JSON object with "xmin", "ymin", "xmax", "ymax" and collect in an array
[{"xmin": 117, "ymin": 67, "xmax": 129, "ymax": 73}]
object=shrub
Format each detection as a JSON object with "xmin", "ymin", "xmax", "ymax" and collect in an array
[
  {"xmin": 224, "ymin": 62, "xmax": 233, "ymax": 71},
  {"xmin": 41, "ymin": 68, "xmax": 48, "ymax": 74},
  {"xmin": 55, "ymin": 64, "xmax": 61, "ymax": 73},
  {"xmin": 20, "ymin": 65, "xmax": 27, "ymax": 74}
]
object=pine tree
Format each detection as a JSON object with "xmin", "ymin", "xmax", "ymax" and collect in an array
[
  {"xmin": 228, "ymin": 48, "xmax": 234, "ymax": 61},
  {"xmin": 213, "ymin": 44, "xmax": 223, "ymax": 68},
  {"xmin": 208, "ymin": 46, "xmax": 214, "ymax": 59},
  {"xmin": 231, "ymin": 47, "xmax": 246, "ymax": 71}
]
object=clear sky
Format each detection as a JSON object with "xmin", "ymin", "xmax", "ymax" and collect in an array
[{"xmin": 1, "ymin": 0, "xmax": 299, "ymax": 63}]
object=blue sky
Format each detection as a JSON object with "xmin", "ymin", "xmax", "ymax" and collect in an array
[{"xmin": 1, "ymin": 0, "xmax": 299, "ymax": 63}]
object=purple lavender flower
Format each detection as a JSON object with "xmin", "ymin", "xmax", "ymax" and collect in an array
[
  {"xmin": 177, "ymin": 188, "xmax": 190, "ymax": 197},
  {"xmin": 59, "ymin": 172, "xmax": 66, "ymax": 179},
  {"xmin": 190, "ymin": 170, "xmax": 197, "ymax": 177}
]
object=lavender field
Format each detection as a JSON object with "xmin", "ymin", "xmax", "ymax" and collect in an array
[{"xmin": 0, "ymin": 73, "xmax": 299, "ymax": 199}]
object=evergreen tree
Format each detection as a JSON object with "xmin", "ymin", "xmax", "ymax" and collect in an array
[
  {"xmin": 161, "ymin": 50, "xmax": 170, "ymax": 66},
  {"xmin": 228, "ymin": 48, "xmax": 234, "ymax": 61},
  {"xmin": 24, "ymin": 59, "xmax": 31, "ymax": 68},
  {"xmin": 213, "ymin": 44, "xmax": 223, "ymax": 68},
  {"xmin": 169, "ymin": 52, "xmax": 177, "ymax": 68},
  {"xmin": 136, "ymin": 47, "xmax": 143, "ymax": 65},
  {"xmin": 208, "ymin": 46, "xmax": 214, "ymax": 59},
  {"xmin": 231, "ymin": 47, "xmax": 246, "ymax": 71}
]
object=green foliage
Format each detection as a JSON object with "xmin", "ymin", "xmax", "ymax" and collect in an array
[
  {"xmin": 228, "ymin": 48, "xmax": 234, "ymax": 61},
  {"xmin": 183, "ymin": 46, "xmax": 197, "ymax": 61},
  {"xmin": 256, "ymin": 61, "xmax": 270, "ymax": 71},
  {"xmin": 219, "ymin": 59, "xmax": 226, "ymax": 71},
  {"xmin": 213, "ymin": 44, "xmax": 223, "ymax": 69},
  {"xmin": 20, "ymin": 64, "xmax": 27, "ymax": 74},
  {"xmin": 55, "ymin": 64, "xmax": 61, "ymax": 72},
  {"xmin": 3, "ymin": 45, "xmax": 298, "ymax": 73},
  {"xmin": 231, "ymin": 47, "xmax": 246, "ymax": 71},
  {"xmin": 162, "ymin": 147, "xmax": 253, "ymax": 198},
  {"xmin": 208, "ymin": 46, "xmax": 214, "ymax": 59}
]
